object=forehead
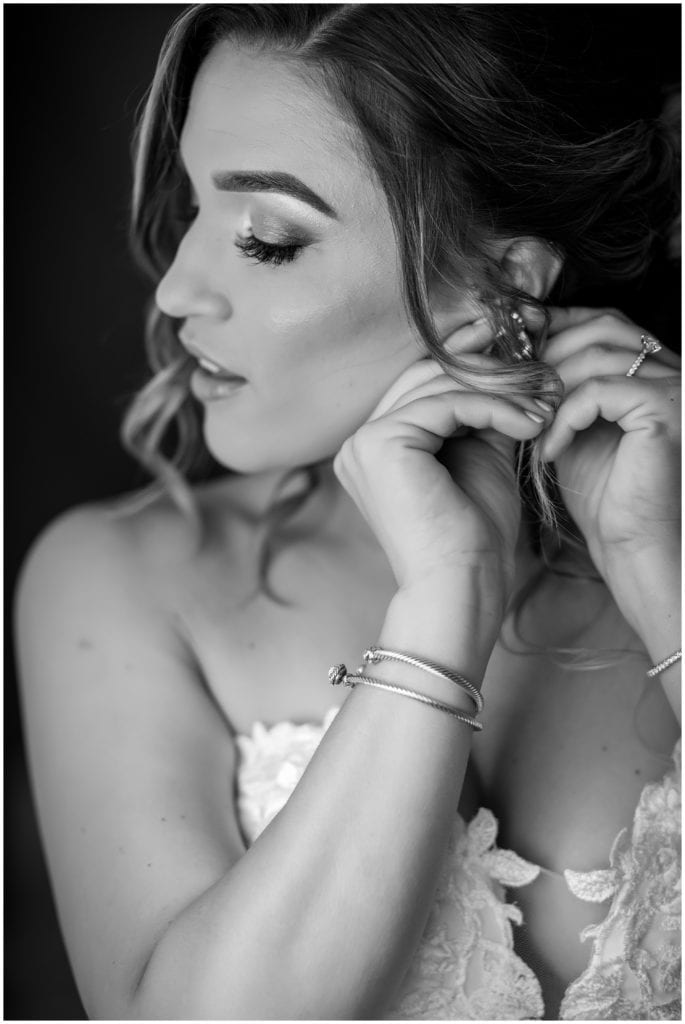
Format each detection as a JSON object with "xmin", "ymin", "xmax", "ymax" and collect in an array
[{"xmin": 181, "ymin": 40, "xmax": 372, "ymax": 212}]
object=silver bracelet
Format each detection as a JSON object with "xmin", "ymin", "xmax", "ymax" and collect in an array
[
  {"xmin": 646, "ymin": 649, "xmax": 682, "ymax": 677},
  {"xmin": 328, "ymin": 664, "xmax": 482, "ymax": 731},
  {"xmin": 363, "ymin": 646, "xmax": 484, "ymax": 714}
]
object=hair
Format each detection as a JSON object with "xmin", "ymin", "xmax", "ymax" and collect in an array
[{"xmin": 121, "ymin": 4, "xmax": 678, "ymax": 601}]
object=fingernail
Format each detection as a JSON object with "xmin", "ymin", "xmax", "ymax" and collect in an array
[
  {"xmin": 534, "ymin": 399, "xmax": 554, "ymax": 413},
  {"xmin": 472, "ymin": 316, "xmax": 490, "ymax": 327},
  {"xmin": 525, "ymin": 410, "xmax": 545, "ymax": 424}
]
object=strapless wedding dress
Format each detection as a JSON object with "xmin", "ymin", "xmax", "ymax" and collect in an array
[{"xmin": 234, "ymin": 708, "xmax": 681, "ymax": 1019}]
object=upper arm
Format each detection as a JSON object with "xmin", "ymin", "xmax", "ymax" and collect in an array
[{"xmin": 14, "ymin": 506, "xmax": 246, "ymax": 1018}]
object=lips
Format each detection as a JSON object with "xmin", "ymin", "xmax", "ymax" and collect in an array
[
  {"xmin": 196, "ymin": 354, "xmax": 241, "ymax": 379},
  {"xmin": 181, "ymin": 336, "xmax": 246, "ymax": 382}
]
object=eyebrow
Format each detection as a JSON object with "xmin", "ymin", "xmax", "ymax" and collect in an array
[{"xmin": 211, "ymin": 170, "xmax": 338, "ymax": 219}]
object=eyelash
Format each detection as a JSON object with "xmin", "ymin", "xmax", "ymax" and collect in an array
[
  {"xmin": 173, "ymin": 193, "xmax": 303, "ymax": 268},
  {"xmin": 235, "ymin": 234, "xmax": 303, "ymax": 266}
]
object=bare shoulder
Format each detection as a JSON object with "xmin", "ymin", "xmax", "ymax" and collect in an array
[
  {"xmin": 15, "ymin": 472, "xmax": 266, "ymax": 622},
  {"xmin": 13, "ymin": 479, "xmax": 260, "ymax": 1018},
  {"xmin": 17, "ymin": 488, "xmax": 191, "ymax": 603}
]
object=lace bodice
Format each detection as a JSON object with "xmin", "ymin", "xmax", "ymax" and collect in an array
[{"xmin": 234, "ymin": 709, "xmax": 681, "ymax": 1020}]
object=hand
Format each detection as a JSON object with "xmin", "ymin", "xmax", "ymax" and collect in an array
[
  {"xmin": 334, "ymin": 320, "xmax": 553, "ymax": 623},
  {"xmin": 540, "ymin": 306, "xmax": 681, "ymax": 587}
]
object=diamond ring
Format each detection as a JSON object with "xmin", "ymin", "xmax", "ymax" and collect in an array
[{"xmin": 625, "ymin": 334, "xmax": 662, "ymax": 378}]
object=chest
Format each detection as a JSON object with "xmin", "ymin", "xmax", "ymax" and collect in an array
[
  {"xmin": 466, "ymin": 597, "xmax": 677, "ymax": 1006},
  {"xmin": 184, "ymin": 538, "xmax": 674, "ymax": 776},
  {"xmin": 179, "ymin": 541, "xmax": 677, "ymax": 1003}
]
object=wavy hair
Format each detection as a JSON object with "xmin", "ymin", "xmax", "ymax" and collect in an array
[{"xmin": 121, "ymin": 4, "xmax": 678, "ymax": 603}]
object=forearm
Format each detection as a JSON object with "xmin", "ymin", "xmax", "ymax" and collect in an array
[
  {"xmin": 131, "ymin": 580, "xmax": 492, "ymax": 1020},
  {"xmin": 606, "ymin": 540, "xmax": 681, "ymax": 723}
]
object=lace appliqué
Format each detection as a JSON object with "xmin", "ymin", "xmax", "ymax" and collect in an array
[
  {"xmin": 235, "ymin": 712, "xmax": 544, "ymax": 1020},
  {"xmin": 387, "ymin": 807, "xmax": 544, "ymax": 1020},
  {"xmin": 234, "ymin": 713, "xmax": 680, "ymax": 1021},
  {"xmin": 560, "ymin": 741, "xmax": 681, "ymax": 1020}
]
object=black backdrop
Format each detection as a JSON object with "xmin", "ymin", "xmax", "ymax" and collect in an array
[{"xmin": 4, "ymin": 5, "xmax": 680, "ymax": 1018}]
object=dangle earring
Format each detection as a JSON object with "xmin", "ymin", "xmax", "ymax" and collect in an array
[
  {"xmin": 508, "ymin": 309, "xmax": 535, "ymax": 361},
  {"xmin": 492, "ymin": 301, "xmax": 535, "ymax": 364}
]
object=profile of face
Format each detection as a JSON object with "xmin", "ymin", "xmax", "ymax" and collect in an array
[{"xmin": 155, "ymin": 41, "xmax": 472, "ymax": 473}]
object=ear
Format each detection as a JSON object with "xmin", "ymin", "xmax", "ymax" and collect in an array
[
  {"xmin": 429, "ymin": 236, "xmax": 564, "ymax": 346},
  {"xmin": 496, "ymin": 236, "xmax": 563, "ymax": 300}
]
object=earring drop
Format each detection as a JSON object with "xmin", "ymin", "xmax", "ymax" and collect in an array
[
  {"xmin": 509, "ymin": 309, "xmax": 534, "ymax": 361},
  {"xmin": 494, "ymin": 304, "xmax": 535, "ymax": 362}
]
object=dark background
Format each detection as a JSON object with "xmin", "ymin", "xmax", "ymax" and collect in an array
[{"xmin": 4, "ymin": 4, "xmax": 680, "ymax": 1019}]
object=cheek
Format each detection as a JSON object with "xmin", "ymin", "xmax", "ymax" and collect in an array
[
  {"xmin": 258, "ymin": 285, "xmax": 420, "ymax": 453},
  {"xmin": 254, "ymin": 259, "xmax": 419, "ymax": 391},
  {"xmin": 201, "ymin": 267, "xmax": 421, "ymax": 471}
]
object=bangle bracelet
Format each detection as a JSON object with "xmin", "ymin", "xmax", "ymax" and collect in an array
[
  {"xmin": 363, "ymin": 646, "xmax": 484, "ymax": 714},
  {"xmin": 646, "ymin": 649, "xmax": 682, "ymax": 677},
  {"xmin": 328, "ymin": 664, "xmax": 483, "ymax": 731}
]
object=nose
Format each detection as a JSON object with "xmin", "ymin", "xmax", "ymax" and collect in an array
[{"xmin": 155, "ymin": 231, "xmax": 232, "ymax": 322}]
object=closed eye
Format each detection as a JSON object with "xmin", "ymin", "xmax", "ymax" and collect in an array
[
  {"xmin": 170, "ymin": 168, "xmax": 305, "ymax": 265},
  {"xmin": 235, "ymin": 234, "xmax": 304, "ymax": 266}
]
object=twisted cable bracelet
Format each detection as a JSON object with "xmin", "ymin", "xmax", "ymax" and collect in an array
[
  {"xmin": 363, "ymin": 646, "xmax": 484, "ymax": 714},
  {"xmin": 329, "ymin": 664, "xmax": 482, "ymax": 731},
  {"xmin": 646, "ymin": 649, "xmax": 682, "ymax": 677}
]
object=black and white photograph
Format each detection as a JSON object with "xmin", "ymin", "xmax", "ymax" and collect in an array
[{"xmin": 6, "ymin": 3, "xmax": 682, "ymax": 1019}]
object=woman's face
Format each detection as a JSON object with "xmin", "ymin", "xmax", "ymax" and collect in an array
[{"xmin": 155, "ymin": 41, "xmax": 469, "ymax": 472}]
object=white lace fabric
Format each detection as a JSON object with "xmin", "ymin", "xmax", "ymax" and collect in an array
[{"xmin": 235, "ymin": 710, "xmax": 681, "ymax": 1020}]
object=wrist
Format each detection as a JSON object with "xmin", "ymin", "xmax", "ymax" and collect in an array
[
  {"xmin": 603, "ymin": 542, "xmax": 681, "ymax": 659},
  {"xmin": 398, "ymin": 556, "xmax": 510, "ymax": 613},
  {"xmin": 383, "ymin": 572, "xmax": 503, "ymax": 685}
]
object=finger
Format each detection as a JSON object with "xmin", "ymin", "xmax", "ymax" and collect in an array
[
  {"xmin": 368, "ymin": 359, "xmax": 444, "ymax": 420},
  {"xmin": 441, "ymin": 316, "xmax": 496, "ymax": 355},
  {"xmin": 381, "ymin": 390, "xmax": 550, "ymax": 454},
  {"xmin": 554, "ymin": 345, "xmax": 675, "ymax": 392},
  {"xmin": 546, "ymin": 305, "xmax": 633, "ymax": 335},
  {"xmin": 544, "ymin": 311, "xmax": 675, "ymax": 363},
  {"xmin": 544, "ymin": 313, "xmax": 680, "ymax": 371},
  {"xmin": 444, "ymin": 351, "xmax": 508, "ymax": 374},
  {"xmin": 381, "ymin": 361, "xmax": 503, "ymax": 415},
  {"xmin": 382, "ymin": 368, "xmax": 558, "ymax": 431},
  {"xmin": 381, "ymin": 373, "xmax": 468, "ymax": 416},
  {"xmin": 540, "ymin": 376, "xmax": 681, "ymax": 462},
  {"xmin": 369, "ymin": 344, "xmax": 511, "ymax": 423}
]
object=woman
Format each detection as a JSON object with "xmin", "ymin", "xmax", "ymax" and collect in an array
[{"xmin": 15, "ymin": 5, "xmax": 681, "ymax": 1019}]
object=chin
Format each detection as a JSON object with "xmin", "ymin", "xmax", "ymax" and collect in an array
[{"xmin": 202, "ymin": 420, "xmax": 340, "ymax": 476}]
